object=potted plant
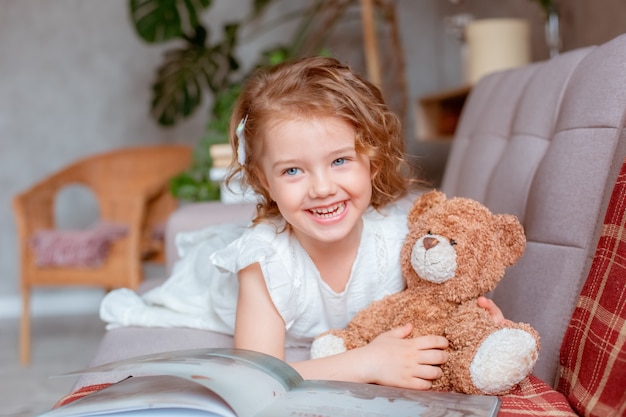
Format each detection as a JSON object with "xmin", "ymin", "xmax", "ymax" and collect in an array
[
  {"xmin": 129, "ymin": 0, "xmax": 406, "ymax": 201},
  {"xmin": 129, "ymin": 0, "xmax": 337, "ymax": 201}
]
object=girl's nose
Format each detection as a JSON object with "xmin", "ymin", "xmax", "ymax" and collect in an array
[{"xmin": 309, "ymin": 171, "xmax": 337, "ymax": 198}]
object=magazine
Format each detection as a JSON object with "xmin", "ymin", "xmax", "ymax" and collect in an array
[{"xmin": 40, "ymin": 348, "xmax": 502, "ymax": 417}]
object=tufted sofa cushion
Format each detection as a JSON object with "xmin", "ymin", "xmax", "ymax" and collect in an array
[{"xmin": 441, "ymin": 33, "xmax": 626, "ymax": 386}]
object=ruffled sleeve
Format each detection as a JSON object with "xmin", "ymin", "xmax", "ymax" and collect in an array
[
  {"xmin": 210, "ymin": 223, "xmax": 276, "ymax": 274},
  {"xmin": 210, "ymin": 222, "xmax": 300, "ymax": 329}
]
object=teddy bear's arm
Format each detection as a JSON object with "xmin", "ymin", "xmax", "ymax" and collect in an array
[
  {"xmin": 444, "ymin": 301, "xmax": 540, "ymax": 395},
  {"xmin": 445, "ymin": 301, "xmax": 497, "ymax": 348},
  {"xmin": 341, "ymin": 295, "xmax": 407, "ymax": 348}
]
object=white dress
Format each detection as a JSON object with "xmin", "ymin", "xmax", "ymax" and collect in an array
[
  {"xmin": 210, "ymin": 205, "xmax": 409, "ymax": 347},
  {"xmin": 99, "ymin": 205, "xmax": 409, "ymax": 342}
]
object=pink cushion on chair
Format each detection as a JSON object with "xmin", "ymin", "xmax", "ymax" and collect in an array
[{"xmin": 30, "ymin": 222, "xmax": 128, "ymax": 267}]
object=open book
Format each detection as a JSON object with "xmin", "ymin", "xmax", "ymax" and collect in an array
[{"xmin": 41, "ymin": 348, "xmax": 501, "ymax": 417}]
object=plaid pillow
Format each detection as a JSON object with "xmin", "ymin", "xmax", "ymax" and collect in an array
[
  {"xmin": 498, "ymin": 376, "xmax": 577, "ymax": 416},
  {"xmin": 556, "ymin": 161, "xmax": 626, "ymax": 416}
]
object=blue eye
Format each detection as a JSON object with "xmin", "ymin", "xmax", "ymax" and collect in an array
[
  {"xmin": 284, "ymin": 167, "xmax": 301, "ymax": 176},
  {"xmin": 332, "ymin": 158, "xmax": 346, "ymax": 166}
]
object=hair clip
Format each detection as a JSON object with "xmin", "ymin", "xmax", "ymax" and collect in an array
[{"xmin": 236, "ymin": 115, "xmax": 248, "ymax": 166}]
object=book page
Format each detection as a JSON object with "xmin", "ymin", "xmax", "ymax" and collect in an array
[
  {"xmin": 59, "ymin": 348, "xmax": 501, "ymax": 417},
  {"xmin": 40, "ymin": 375, "xmax": 236, "ymax": 417},
  {"xmin": 258, "ymin": 380, "xmax": 501, "ymax": 417},
  {"xmin": 66, "ymin": 348, "xmax": 303, "ymax": 417}
]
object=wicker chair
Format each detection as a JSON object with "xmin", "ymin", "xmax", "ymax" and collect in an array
[{"xmin": 13, "ymin": 144, "xmax": 193, "ymax": 365}]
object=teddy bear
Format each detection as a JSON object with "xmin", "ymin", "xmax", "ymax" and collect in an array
[{"xmin": 310, "ymin": 190, "xmax": 540, "ymax": 395}]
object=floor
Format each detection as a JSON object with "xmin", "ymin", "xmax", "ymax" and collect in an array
[
  {"xmin": 0, "ymin": 265, "xmax": 166, "ymax": 417},
  {"xmin": 0, "ymin": 313, "xmax": 106, "ymax": 417}
]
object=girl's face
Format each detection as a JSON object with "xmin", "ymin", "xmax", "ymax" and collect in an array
[{"xmin": 260, "ymin": 116, "xmax": 372, "ymax": 249}]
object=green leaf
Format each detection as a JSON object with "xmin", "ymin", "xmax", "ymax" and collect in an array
[
  {"xmin": 184, "ymin": 25, "xmax": 208, "ymax": 47},
  {"xmin": 151, "ymin": 45, "xmax": 216, "ymax": 125},
  {"xmin": 252, "ymin": 0, "xmax": 273, "ymax": 17},
  {"xmin": 258, "ymin": 45, "xmax": 294, "ymax": 67},
  {"xmin": 169, "ymin": 170, "xmax": 221, "ymax": 202},
  {"xmin": 206, "ymin": 83, "xmax": 241, "ymax": 138},
  {"xmin": 196, "ymin": 181, "xmax": 221, "ymax": 201},
  {"xmin": 199, "ymin": 24, "xmax": 241, "ymax": 92},
  {"xmin": 129, "ymin": 0, "xmax": 212, "ymax": 43},
  {"xmin": 182, "ymin": 0, "xmax": 212, "ymax": 29}
]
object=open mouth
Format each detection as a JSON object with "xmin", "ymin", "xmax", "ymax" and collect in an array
[{"xmin": 308, "ymin": 202, "xmax": 346, "ymax": 219}]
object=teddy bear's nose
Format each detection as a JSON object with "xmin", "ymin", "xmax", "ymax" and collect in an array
[{"xmin": 423, "ymin": 236, "xmax": 439, "ymax": 250}]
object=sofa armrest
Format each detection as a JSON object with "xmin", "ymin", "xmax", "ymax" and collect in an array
[{"xmin": 164, "ymin": 202, "xmax": 256, "ymax": 273}]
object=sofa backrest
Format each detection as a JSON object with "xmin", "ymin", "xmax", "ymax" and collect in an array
[{"xmin": 440, "ymin": 34, "xmax": 626, "ymax": 387}]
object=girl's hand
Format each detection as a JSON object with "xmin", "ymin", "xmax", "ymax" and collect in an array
[
  {"xmin": 477, "ymin": 296, "xmax": 506, "ymax": 324},
  {"xmin": 359, "ymin": 323, "xmax": 449, "ymax": 390},
  {"xmin": 294, "ymin": 324, "xmax": 448, "ymax": 390}
]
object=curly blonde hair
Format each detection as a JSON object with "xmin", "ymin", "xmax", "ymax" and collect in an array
[{"xmin": 225, "ymin": 56, "xmax": 416, "ymax": 224}]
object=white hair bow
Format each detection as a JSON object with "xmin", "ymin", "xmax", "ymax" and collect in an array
[{"xmin": 236, "ymin": 115, "xmax": 248, "ymax": 166}]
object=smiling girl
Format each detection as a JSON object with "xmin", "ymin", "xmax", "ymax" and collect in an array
[{"xmin": 210, "ymin": 56, "xmax": 502, "ymax": 390}]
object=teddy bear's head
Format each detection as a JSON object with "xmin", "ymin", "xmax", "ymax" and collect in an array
[{"xmin": 401, "ymin": 190, "xmax": 526, "ymax": 303}]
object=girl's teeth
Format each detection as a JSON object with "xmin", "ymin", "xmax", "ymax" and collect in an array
[{"xmin": 311, "ymin": 203, "xmax": 345, "ymax": 218}]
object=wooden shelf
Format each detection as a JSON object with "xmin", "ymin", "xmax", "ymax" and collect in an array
[{"xmin": 415, "ymin": 85, "xmax": 471, "ymax": 142}]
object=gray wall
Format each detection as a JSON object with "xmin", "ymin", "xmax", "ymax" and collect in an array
[
  {"xmin": 1, "ymin": 0, "xmax": 625, "ymax": 317},
  {"xmin": 0, "ymin": 1, "xmax": 208, "ymax": 316}
]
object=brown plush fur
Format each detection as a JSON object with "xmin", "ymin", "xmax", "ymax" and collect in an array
[{"xmin": 314, "ymin": 190, "xmax": 540, "ymax": 395}]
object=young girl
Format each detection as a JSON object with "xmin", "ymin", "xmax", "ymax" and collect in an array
[{"xmin": 210, "ymin": 56, "xmax": 503, "ymax": 390}]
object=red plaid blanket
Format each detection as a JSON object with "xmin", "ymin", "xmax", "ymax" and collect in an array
[{"xmin": 556, "ymin": 161, "xmax": 626, "ymax": 416}]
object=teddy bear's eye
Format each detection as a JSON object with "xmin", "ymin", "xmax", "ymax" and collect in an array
[{"xmin": 450, "ymin": 239, "xmax": 457, "ymax": 246}]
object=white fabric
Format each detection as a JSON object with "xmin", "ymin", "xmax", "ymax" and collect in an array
[
  {"xmin": 100, "ymin": 223, "xmax": 246, "ymax": 332},
  {"xmin": 211, "ymin": 205, "xmax": 409, "ymax": 346},
  {"xmin": 100, "ymin": 205, "xmax": 409, "ymax": 346}
]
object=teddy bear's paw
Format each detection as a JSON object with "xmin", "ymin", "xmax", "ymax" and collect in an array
[
  {"xmin": 310, "ymin": 334, "xmax": 347, "ymax": 359},
  {"xmin": 469, "ymin": 328, "xmax": 539, "ymax": 394}
]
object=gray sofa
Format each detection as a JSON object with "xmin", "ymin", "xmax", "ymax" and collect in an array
[{"xmin": 75, "ymin": 33, "xmax": 626, "ymax": 406}]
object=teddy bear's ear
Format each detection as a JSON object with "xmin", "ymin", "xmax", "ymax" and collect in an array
[
  {"xmin": 408, "ymin": 190, "xmax": 447, "ymax": 223},
  {"xmin": 495, "ymin": 214, "xmax": 526, "ymax": 265}
]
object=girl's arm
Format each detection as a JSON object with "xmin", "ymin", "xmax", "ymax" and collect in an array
[
  {"xmin": 234, "ymin": 263, "xmax": 449, "ymax": 390},
  {"xmin": 234, "ymin": 263, "xmax": 286, "ymax": 358}
]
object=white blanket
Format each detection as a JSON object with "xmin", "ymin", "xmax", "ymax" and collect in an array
[{"xmin": 100, "ymin": 223, "xmax": 247, "ymax": 332}]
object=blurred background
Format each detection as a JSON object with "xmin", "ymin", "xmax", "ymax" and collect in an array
[{"xmin": 1, "ymin": 0, "xmax": 625, "ymax": 321}]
